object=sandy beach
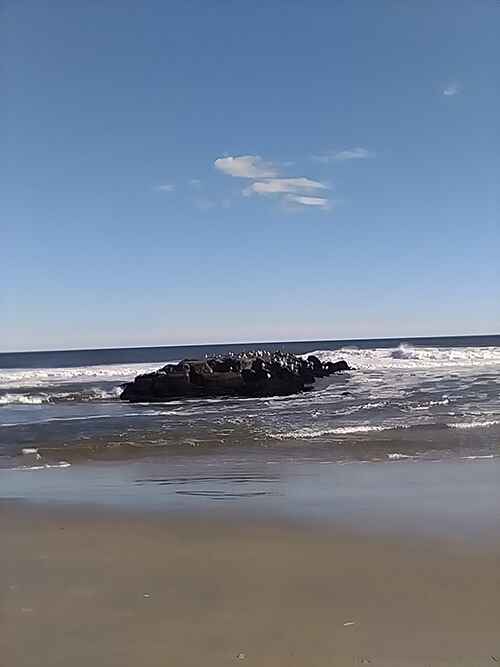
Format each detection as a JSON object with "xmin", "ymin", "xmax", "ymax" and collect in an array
[{"xmin": 2, "ymin": 502, "xmax": 500, "ymax": 667}]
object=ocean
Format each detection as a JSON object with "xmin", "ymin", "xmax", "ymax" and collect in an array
[{"xmin": 1, "ymin": 335, "xmax": 500, "ymax": 523}]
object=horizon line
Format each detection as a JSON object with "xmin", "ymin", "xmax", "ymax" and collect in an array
[{"xmin": 1, "ymin": 332, "xmax": 499, "ymax": 356}]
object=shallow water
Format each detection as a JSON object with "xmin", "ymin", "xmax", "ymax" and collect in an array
[
  {"xmin": 1, "ymin": 337, "xmax": 499, "ymax": 469},
  {"xmin": 3, "ymin": 452, "xmax": 500, "ymax": 543},
  {"xmin": 2, "ymin": 335, "xmax": 500, "ymax": 540}
]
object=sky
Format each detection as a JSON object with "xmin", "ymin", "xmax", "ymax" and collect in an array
[{"xmin": 2, "ymin": 0, "xmax": 499, "ymax": 352}]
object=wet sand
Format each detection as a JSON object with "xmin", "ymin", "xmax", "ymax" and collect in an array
[{"xmin": 2, "ymin": 503, "xmax": 500, "ymax": 666}]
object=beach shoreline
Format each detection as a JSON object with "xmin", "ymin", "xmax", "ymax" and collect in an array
[
  {"xmin": 2, "ymin": 336, "xmax": 500, "ymax": 665},
  {"xmin": 3, "ymin": 455, "xmax": 500, "ymax": 547}
]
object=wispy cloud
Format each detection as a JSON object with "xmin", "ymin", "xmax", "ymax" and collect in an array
[
  {"xmin": 313, "ymin": 147, "xmax": 375, "ymax": 163},
  {"xmin": 189, "ymin": 178, "xmax": 202, "ymax": 188},
  {"xmin": 215, "ymin": 154, "xmax": 331, "ymax": 212},
  {"xmin": 155, "ymin": 183, "xmax": 175, "ymax": 192},
  {"xmin": 443, "ymin": 82, "xmax": 461, "ymax": 96},
  {"xmin": 214, "ymin": 155, "xmax": 278, "ymax": 178},
  {"xmin": 244, "ymin": 177, "xmax": 327, "ymax": 196},
  {"xmin": 286, "ymin": 195, "xmax": 330, "ymax": 209}
]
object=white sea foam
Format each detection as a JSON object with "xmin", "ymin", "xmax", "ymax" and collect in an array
[
  {"xmin": 460, "ymin": 455, "xmax": 495, "ymax": 460},
  {"xmin": 142, "ymin": 409, "xmax": 200, "ymax": 417},
  {"xmin": 2, "ymin": 345, "xmax": 499, "ymax": 396},
  {"xmin": 387, "ymin": 452, "xmax": 414, "ymax": 460},
  {"xmin": 81, "ymin": 386, "xmax": 123, "ymax": 400},
  {"xmin": 21, "ymin": 447, "xmax": 41, "ymax": 459},
  {"xmin": 0, "ymin": 393, "xmax": 47, "ymax": 405},
  {"xmin": 11, "ymin": 461, "xmax": 71, "ymax": 471},
  {"xmin": 448, "ymin": 420, "xmax": 500, "ymax": 430},
  {"xmin": 0, "ymin": 362, "xmax": 169, "ymax": 389},
  {"xmin": 409, "ymin": 399, "xmax": 450, "ymax": 411},
  {"xmin": 0, "ymin": 385, "xmax": 124, "ymax": 405},
  {"xmin": 270, "ymin": 424, "xmax": 408, "ymax": 439},
  {"xmin": 304, "ymin": 344, "xmax": 500, "ymax": 371}
]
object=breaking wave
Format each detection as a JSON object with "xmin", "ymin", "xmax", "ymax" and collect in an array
[
  {"xmin": 387, "ymin": 452, "xmax": 414, "ymax": 460},
  {"xmin": 11, "ymin": 461, "xmax": 71, "ymax": 471},
  {"xmin": 305, "ymin": 344, "xmax": 500, "ymax": 371},
  {"xmin": 0, "ymin": 386, "xmax": 123, "ymax": 405},
  {"xmin": 270, "ymin": 424, "xmax": 409, "ymax": 439},
  {"xmin": 448, "ymin": 420, "xmax": 500, "ymax": 430},
  {"xmin": 0, "ymin": 362, "xmax": 168, "ymax": 389},
  {"xmin": 460, "ymin": 454, "xmax": 496, "ymax": 460},
  {"xmin": 1, "ymin": 345, "xmax": 499, "ymax": 403},
  {"xmin": 0, "ymin": 393, "xmax": 46, "ymax": 405}
]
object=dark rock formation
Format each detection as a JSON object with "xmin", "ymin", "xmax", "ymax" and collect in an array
[{"xmin": 120, "ymin": 351, "xmax": 351, "ymax": 403}]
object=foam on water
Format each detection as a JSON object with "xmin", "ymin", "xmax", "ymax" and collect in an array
[
  {"xmin": 0, "ymin": 393, "xmax": 47, "ymax": 405},
  {"xmin": 0, "ymin": 362, "xmax": 169, "ymax": 389},
  {"xmin": 448, "ymin": 420, "xmax": 500, "ymax": 430},
  {"xmin": 12, "ymin": 461, "xmax": 71, "ymax": 471},
  {"xmin": 0, "ymin": 385, "xmax": 124, "ymax": 405},
  {"xmin": 387, "ymin": 453, "xmax": 414, "ymax": 460},
  {"xmin": 270, "ymin": 424, "xmax": 409, "ymax": 439},
  {"xmin": 2, "ymin": 345, "xmax": 500, "ymax": 392},
  {"xmin": 460, "ymin": 455, "xmax": 496, "ymax": 460},
  {"xmin": 305, "ymin": 344, "xmax": 500, "ymax": 370}
]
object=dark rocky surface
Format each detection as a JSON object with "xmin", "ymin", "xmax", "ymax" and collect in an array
[{"xmin": 120, "ymin": 351, "xmax": 351, "ymax": 402}]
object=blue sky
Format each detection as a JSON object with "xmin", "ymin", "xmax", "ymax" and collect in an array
[{"xmin": 3, "ymin": 0, "xmax": 499, "ymax": 351}]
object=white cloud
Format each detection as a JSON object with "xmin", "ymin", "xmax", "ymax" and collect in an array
[
  {"xmin": 313, "ymin": 147, "xmax": 375, "ymax": 162},
  {"xmin": 443, "ymin": 82, "xmax": 461, "ymax": 96},
  {"xmin": 214, "ymin": 155, "xmax": 278, "ymax": 178},
  {"xmin": 215, "ymin": 153, "xmax": 331, "ymax": 212},
  {"xmin": 155, "ymin": 183, "xmax": 175, "ymax": 192},
  {"xmin": 189, "ymin": 178, "xmax": 201, "ymax": 188},
  {"xmin": 286, "ymin": 195, "xmax": 330, "ymax": 209},
  {"xmin": 245, "ymin": 177, "xmax": 327, "ymax": 196}
]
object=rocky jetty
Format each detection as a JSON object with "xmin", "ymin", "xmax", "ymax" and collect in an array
[{"xmin": 120, "ymin": 351, "xmax": 351, "ymax": 402}]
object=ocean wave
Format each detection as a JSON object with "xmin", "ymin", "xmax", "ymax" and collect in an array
[
  {"xmin": 447, "ymin": 420, "xmax": 500, "ymax": 430},
  {"xmin": 0, "ymin": 362, "xmax": 168, "ymax": 389},
  {"xmin": 21, "ymin": 447, "xmax": 41, "ymax": 457},
  {"xmin": 304, "ymin": 344, "xmax": 500, "ymax": 371},
  {"xmin": 0, "ymin": 393, "xmax": 47, "ymax": 405},
  {"xmin": 10, "ymin": 461, "xmax": 71, "ymax": 471},
  {"xmin": 409, "ymin": 398, "xmax": 450, "ymax": 411},
  {"xmin": 0, "ymin": 386, "xmax": 123, "ymax": 405},
  {"xmin": 0, "ymin": 409, "xmax": 197, "ymax": 427},
  {"xmin": 270, "ymin": 424, "xmax": 409, "ymax": 439},
  {"xmin": 0, "ymin": 414, "xmax": 115, "ymax": 427},
  {"xmin": 2, "ymin": 344, "xmax": 499, "ymax": 395},
  {"xmin": 460, "ymin": 454, "xmax": 495, "ymax": 460},
  {"xmin": 387, "ymin": 452, "xmax": 414, "ymax": 460}
]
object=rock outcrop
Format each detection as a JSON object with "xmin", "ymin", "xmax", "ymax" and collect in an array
[{"xmin": 120, "ymin": 351, "xmax": 351, "ymax": 402}]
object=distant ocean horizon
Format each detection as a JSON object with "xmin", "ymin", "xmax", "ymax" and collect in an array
[{"xmin": 2, "ymin": 333, "xmax": 499, "ymax": 370}]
